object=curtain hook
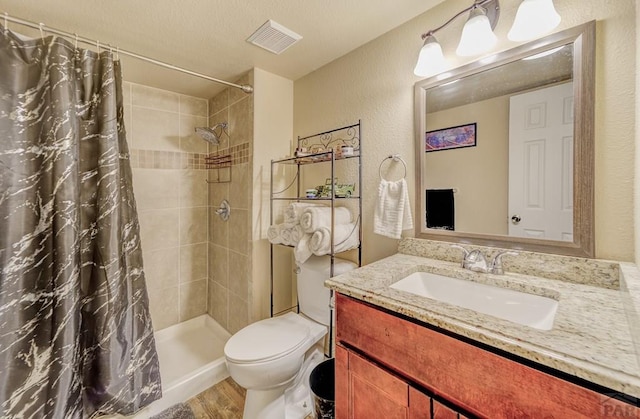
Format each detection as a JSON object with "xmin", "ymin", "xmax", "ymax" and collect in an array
[
  {"xmin": 74, "ymin": 33, "xmax": 78, "ymax": 49},
  {"xmin": 96, "ymin": 39, "xmax": 100, "ymax": 54},
  {"xmin": 115, "ymin": 46, "xmax": 120, "ymax": 61},
  {"xmin": 38, "ymin": 22, "xmax": 45, "ymax": 39},
  {"xmin": 3, "ymin": 13, "xmax": 8, "ymax": 35}
]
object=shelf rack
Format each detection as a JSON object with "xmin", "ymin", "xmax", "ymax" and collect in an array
[{"xmin": 269, "ymin": 121, "xmax": 363, "ymax": 357}]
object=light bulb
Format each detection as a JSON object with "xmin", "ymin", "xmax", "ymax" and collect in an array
[
  {"xmin": 414, "ymin": 35, "xmax": 448, "ymax": 77},
  {"xmin": 456, "ymin": 7, "xmax": 497, "ymax": 57},
  {"xmin": 508, "ymin": 0, "xmax": 561, "ymax": 42}
]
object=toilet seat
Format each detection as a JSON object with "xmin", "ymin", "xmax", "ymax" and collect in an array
[{"xmin": 225, "ymin": 314, "xmax": 311, "ymax": 364}]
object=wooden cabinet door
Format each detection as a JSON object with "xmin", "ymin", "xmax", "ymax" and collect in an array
[
  {"xmin": 409, "ymin": 386, "xmax": 469, "ymax": 419},
  {"xmin": 409, "ymin": 387, "xmax": 430, "ymax": 419},
  {"xmin": 335, "ymin": 345, "xmax": 349, "ymax": 418},
  {"xmin": 336, "ymin": 345, "xmax": 409, "ymax": 419}
]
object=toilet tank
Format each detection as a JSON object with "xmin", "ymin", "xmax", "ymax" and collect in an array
[{"xmin": 297, "ymin": 255, "xmax": 357, "ymax": 326}]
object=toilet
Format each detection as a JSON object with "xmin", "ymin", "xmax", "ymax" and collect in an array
[{"xmin": 224, "ymin": 255, "xmax": 357, "ymax": 419}]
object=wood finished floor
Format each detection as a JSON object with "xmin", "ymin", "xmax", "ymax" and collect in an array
[
  {"xmin": 187, "ymin": 378, "xmax": 245, "ymax": 419},
  {"xmin": 186, "ymin": 377, "xmax": 313, "ymax": 419}
]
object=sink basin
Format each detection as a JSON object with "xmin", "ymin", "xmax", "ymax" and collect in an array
[{"xmin": 390, "ymin": 272, "xmax": 558, "ymax": 330}]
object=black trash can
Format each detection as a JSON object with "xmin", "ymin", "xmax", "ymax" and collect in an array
[{"xmin": 309, "ymin": 358, "xmax": 335, "ymax": 419}]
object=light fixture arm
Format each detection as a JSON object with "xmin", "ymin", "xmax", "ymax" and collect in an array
[{"xmin": 420, "ymin": 0, "xmax": 500, "ymax": 40}]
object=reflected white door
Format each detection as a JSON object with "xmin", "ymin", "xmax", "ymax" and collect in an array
[{"xmin": 508, "ymin": 82, "xmax": 573, "ymax": 241}]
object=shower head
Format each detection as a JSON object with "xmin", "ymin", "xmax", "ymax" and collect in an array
[{"xmin": 195, "ymin": 122, "xmax": 228, "ymax": 145}]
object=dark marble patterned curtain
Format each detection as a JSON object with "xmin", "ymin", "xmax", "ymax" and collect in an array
[{"xmin": 0, "ymin": 27, "xmax": 161, "ymax": 418}]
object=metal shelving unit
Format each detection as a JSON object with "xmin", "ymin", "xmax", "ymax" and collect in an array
[{"xmin": 269, "ymin": 121, "xmax": 362, "ymax": 356}]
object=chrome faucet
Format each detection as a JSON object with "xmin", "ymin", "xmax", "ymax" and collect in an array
[
  {"xmin": 451, "ymin": 245, "xmax": 489, "ymax": 273},
  {"xmin": 451, "ymin": 245, "xmax": 518, "ymax": 275},
  {"xmin": 489, "ymin": 250, "xmax": 519, "ymax": 275}
]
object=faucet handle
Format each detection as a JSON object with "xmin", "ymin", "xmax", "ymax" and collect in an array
[
  {"xmin": 490, "ymin": 251, "xmax": 518, "ymax": 275},
  {"xmin": 450, "ymin": 244, "xmax": 469, "ymax": 267}
]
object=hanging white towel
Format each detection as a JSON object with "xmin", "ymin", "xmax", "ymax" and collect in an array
[
  {"xmin": 294, "ymin": 234, "xmax": 313, "ymax": 264},
  {"xmin": 300, "ymin": 206, "xmax": 352, "ymax": 233},
  {"xmin": 373, "ymin": 178, "xmax": 413, "ymax": 239}
]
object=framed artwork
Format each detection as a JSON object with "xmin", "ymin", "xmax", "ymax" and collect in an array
[{"xmin": 425, "ymin": 122, "xmax": 477, "ymax": 152}]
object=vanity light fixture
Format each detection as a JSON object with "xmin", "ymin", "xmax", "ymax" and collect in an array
[
  {"xmin": 456, "ymin": 5, "xmax": 497, "ymax": 57},
  {"xmin": 414, "ymin": 0, "xmax": 561, "ymax": 77},
  {"xmin": 508, "ymin": 0, "xmax": 561, "ymax": 42},
  {"xmin": 414, "ymin": 35, "xmax": 448, "ymax": 77}
]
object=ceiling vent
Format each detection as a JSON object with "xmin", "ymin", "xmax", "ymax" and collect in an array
[{"xmin": 247, "ymin": 20, "xmax": 302, "ymax": 55}]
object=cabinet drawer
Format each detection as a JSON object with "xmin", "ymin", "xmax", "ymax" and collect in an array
[{"xmin": 336, "ymin": 293, "xmax": 640, "ymax": 418}]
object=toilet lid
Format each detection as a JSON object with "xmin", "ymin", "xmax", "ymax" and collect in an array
[{"xmin": 224, "ymin": 316, "xmax": 311, "ymax": 363}]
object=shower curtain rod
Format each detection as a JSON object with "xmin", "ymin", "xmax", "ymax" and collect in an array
[{"xmin": 1, "ymin": 12, "xmax": 254, "ymax": 93}]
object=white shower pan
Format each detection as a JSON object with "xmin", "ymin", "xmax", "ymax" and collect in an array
[{"xmin": 104, "ymin": 314, "xmax": 231, "ymax": 418}]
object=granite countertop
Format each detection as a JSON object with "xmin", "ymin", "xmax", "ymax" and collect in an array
[{"xmin": 326, "ymin": 239, "xmax": 640, "ymax": 398}]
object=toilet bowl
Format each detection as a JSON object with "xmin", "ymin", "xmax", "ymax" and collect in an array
[
  {"xmin": 225, "ymin": 312, "xmax": 326, "ymax": 389},
  {"xmin": 224, "ymin": 255, "xmax": 357, "ymax": 419},
  {"xmin": 225, "ymin": 312, "xmax": 326, "ymax": 418}
]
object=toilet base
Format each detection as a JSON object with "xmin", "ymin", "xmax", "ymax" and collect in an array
[
  {"xmin": 242, "ymin": 349, "xmax": 324, "ymax": 419},
  {"xmin": 243, "ymin": 386, "xmax": 287, "ymax": 419}
]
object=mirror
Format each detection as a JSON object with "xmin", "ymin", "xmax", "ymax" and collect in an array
[{"xmin": 414, "ymin": 21, "xmax": 595, "ymax": 257}]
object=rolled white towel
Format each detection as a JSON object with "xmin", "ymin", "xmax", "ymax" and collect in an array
[
  {"xmin": 309, "ymin": 222, "xmax": 359, "ymax": 255},
  {"xmin": 284, "ymin": 203, "xmax": 324, "ymax": 226},
  {"xmin": 300, "ymin": 206, "xmax": 352, "ymax": 233},
  {"xmin": 267, "ymin": 224, "xmax": 285, "ymax": 245},
  {"xmin": 280, "ymin": 224, "xmax": 304, "ymax": 246}
]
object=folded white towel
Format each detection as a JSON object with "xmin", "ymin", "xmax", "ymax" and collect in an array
[
  {"xmin": 309, "ymin": 223, "xmax": 359, "ymax": 255},
  {"xmin": 300, "ymin": 206, "xmax": 352, "ymax": 233},
  {"xmin": 284, "ymin": 203, "xmax": 324, "ymax": 226},
  {"xmin": 294, "ymin": 234, "xmax": 313, "ymax": 264},
  {"xmin": 373, "ymin": 178, "xmax": 413, "ymax": 239}
]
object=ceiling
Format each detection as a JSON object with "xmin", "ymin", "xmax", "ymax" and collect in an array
[{"xmin": 0, "ymin": 0, "xmax": 445, "ymax": 98}]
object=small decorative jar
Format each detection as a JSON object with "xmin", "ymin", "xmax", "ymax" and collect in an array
[{"xmin": 341, "ymin": 145, "xmax": 354, "ymax": 156}]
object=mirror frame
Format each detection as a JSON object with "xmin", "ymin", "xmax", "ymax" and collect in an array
[{"xmin": 414, "ymin": 21, "xmax": 595, "ymax": 258}]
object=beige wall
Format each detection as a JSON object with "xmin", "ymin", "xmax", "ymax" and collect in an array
[
  {"xmin": 294, "ymin": 0, "xmax": 637, "ymax": 263},
  {"xmin": 123, "ymin": 81, "xmax": 209, "ymax": 330},
  {"xmin": 636, "ymin": 1, "xmax": 640, "ymax": 265},
  {"xmin": 425, "ymin": 95, "xmax": 509, "ymax": 235},
  {"xmin": 252, "ymin": 68, "xmax": 295, "ymax": 322},
  {"xmin": 207, "ymin": 73, "xmax": 254, "ymax": 334}
]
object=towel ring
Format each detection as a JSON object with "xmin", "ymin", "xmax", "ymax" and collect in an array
[{"xmin": 379, "ymin": 154, "xmax": 407, "ymax": 181}]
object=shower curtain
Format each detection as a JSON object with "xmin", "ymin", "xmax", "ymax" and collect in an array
[{"xmin": 0, "ymin": 27, "xmax": 161, "ymax": 418}]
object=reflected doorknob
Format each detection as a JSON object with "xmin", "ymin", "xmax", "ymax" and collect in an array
[{"xmin": 511, "ymin": 215, "xmax": 522, "ymax": 224}]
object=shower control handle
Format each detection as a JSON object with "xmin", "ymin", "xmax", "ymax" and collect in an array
[{"xmin": 216, "ymin": 199, "xmax": 230, "ymax": 221}]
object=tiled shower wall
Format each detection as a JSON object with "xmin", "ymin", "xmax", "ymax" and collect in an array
[
  {"xmin": 207, "ymin": 73, "xmax": 254, "ymax": 334},
  {"xmin": 122, "ymin": 82, "xmax": 209, "ymax": 330}
]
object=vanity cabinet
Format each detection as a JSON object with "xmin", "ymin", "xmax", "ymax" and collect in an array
[
  {"xmin": 335, "ymin": 293, "xmax": 640, "ymax": 418},
  {"xmin": 336, "ymin": 344, "xmax": 468, "ymax": 419}
]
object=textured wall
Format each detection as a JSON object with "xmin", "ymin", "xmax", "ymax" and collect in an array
[
  {"xmin": 294, "ymin": 0, "xmax": 637, "ymax": 262},
  {"xmin": 251, "ymin": 68, "xmax": 295, "ymax": 322},
  {"xmin": 123, "ymin": 82, "xmax": 209, "ymax": 330},
  {"xmin": 636, "ymin": 1, "xmax": 640, "ymax": 266}
]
